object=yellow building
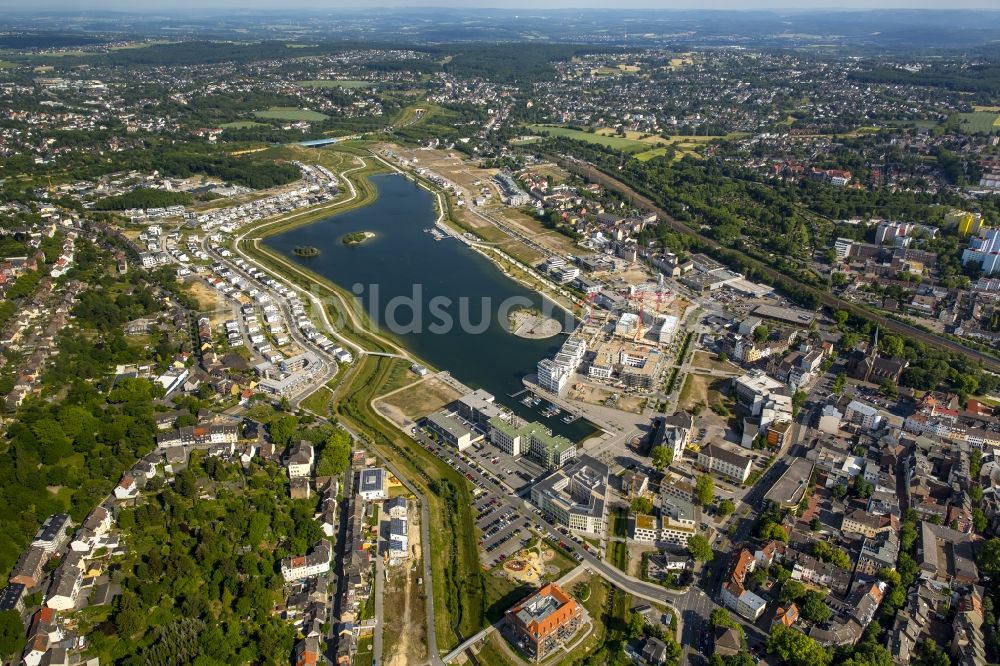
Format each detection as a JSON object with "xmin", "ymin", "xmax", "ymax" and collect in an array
[{"xmin": 948, "ymin": 209, "xmax": 984, "ymax": 237}]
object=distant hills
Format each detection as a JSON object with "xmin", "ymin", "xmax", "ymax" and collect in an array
[{"xmin": 0, "ymin": 9, "xmax": 998, "ymax": 52}]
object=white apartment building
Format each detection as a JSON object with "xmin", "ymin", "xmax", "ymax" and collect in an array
[
  {"xmin": 844, "ymin": 400, "xmax": 884, "ymax": 431},
  {"xmin": 280, "ymin": 540, "xmax": 332, "ymax": 582},
  {"xmin": 698, "ymin": 444, "xmax": 753, "ymax": 484}
]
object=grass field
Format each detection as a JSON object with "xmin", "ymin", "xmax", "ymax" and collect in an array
[
  {"xmin": 591, "ymin": 64, "xmax": 640, "ymax": 76},
  {"xmin": 298, "ymin": 79, "xmax": 373, "ymax": 88},
  {"xmin": 524, "ymin": 125, "xmax": 648, "ymax": 152},
  {"xmin": 377, "ymin": 376, "xmax": 461, "ymax": 424},
  {"xmin": 253, "ymin": 106, "xmax": 328, "ymax": 122},
  {"xmin": 690, "ymin": 350, "xmax": 741, "ymax": 374},
  {"xmin": 956, "ymin": 111, "xmax": 1000, "ymax": 134},
  {"xmin": 220, "ymin": 120, "xmax": 269, "ymax": 129},
  {"xmin": 476, "ymin": 632, "xmax": 520, "ymax": 666}
]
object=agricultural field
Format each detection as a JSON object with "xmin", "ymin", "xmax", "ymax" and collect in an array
[
  {"xmin": 297, "ymin": 79, "xmax": 374, "ymax": 88},
  {"xmin": 956, "ymin": 111, "xmax": 1000, "ymax": 134},
  {"xmin": 253, "ymin": 106, "xmax": 329, "ymax": 122}
]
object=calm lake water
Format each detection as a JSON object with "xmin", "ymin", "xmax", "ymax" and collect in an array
[{"xmin": 265, "ymin": 173, "xmax": 596, "ymax": 441}]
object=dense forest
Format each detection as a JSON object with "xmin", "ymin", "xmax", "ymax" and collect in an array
[
  {"xmin": 85, "ymin": 456, "xmax": 312, "ymax": 664},
  {"xmin": 850, "ymin": 61, "xmax": 1000, "ymax": 97}
]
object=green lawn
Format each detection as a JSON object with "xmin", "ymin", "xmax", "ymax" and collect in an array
[
  {"xmin": 298, "ymin": 79, "xmax": 373, "ymax": 89},
  {"xmin": 524, "ymin": 125, "xmax": 648, "ymax": 152},
  {"xmin": 635, "ymin": 147, "xmax": 670, "ymax": 162},
  {"xmin": 484, "ymin": 566, "xmax": 535, "ymax": 623},
  {"xmin": 956, "ymin": 111, "xmax": 1000, "ymax": 134},
  {"xmin": 220, "ymin": 120, "xmax": 269, "ymax": 129},
  {"xmin": 476, "ymin": 632, "xmax": 520, "ymax": 666},
  {"xmin": 355, "ymin": 636, "xmax": 374, "ymax": 666},
  {"xmin": 608, "ymin": 507, "xmax": 628, "ymax": 539},
  {"xmin": 542, "ymin": 539, "xmax": 581, "ymax": 579},
  {"xmin": 253, "ymin": 107, "xmax": 328, "ymax": 122},
  {"xmin": 608, "ymin": 541, "xmax": 628, "ymax": 572}
]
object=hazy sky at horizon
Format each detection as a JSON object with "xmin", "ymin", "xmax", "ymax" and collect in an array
[{"xmin": 3, "ymin": 0, "xmax": 999, "ymax": 10}]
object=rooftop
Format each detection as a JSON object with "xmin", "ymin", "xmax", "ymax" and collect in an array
[
  {"xmin": 427, "ymin": 412, "xmax": 473, "ymax": 440},
  {"xmin": 359, "ymin": 468, "xmax": 386, "ymax": 494}
]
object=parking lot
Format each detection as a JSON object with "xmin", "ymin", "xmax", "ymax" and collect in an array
[
  {"xmin": 472, "ymin": 495, "xmax": 535, "ymax": 566},
  {"xmin": 408, "ymin": 422, "xmax": 594, "ymax": 568}
]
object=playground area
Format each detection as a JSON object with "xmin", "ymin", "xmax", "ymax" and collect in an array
[{"xmin": 501, "ymin": 542, "xmax": 560, "ymax": 585}]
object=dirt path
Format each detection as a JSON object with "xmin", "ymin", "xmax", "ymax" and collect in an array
[{"xmin": 386, "ymin": 500, "xmax": 426, "ymax": 666}]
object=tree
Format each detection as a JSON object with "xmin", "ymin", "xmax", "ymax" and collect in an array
[
  {"xmin": 628, "ymin": 610, "xmax": 645, "ymax": 638},
  {"xmin": 753, "ymin": 325, "xmax": 770, "ymax": 344},
  {"xmin": 718, "ymin": 499, "xmax": 735, "ymax": 517},
  {"xmin": 912, "ymin": 639, "xmax": 950, "ymax": 666},
  {"xmin": 688, "ymin": 534, "xmax": 713, "ymax": 562},
  {"xmin": 977, "ymin": 538, "xmax": 1000, "ymax": 579},
  {"xmin": 695, "ymin": 475, "xmax": 715, "ymax": 506},
  {"xmin": 758, "ymin": 519, "xmax": 787, "ymax": 542},
  {"xmin": 315, "ymin": 429, "xmax": 351, "ymax": 477},
  {"xmin": 710, "ymin": 608, "xmax": 737, "ymax": 629},
  {"xmin": 0, "ymin": 610, "xmax": 25, "ymax": 658},
  {"xmin": 832, "ymin": 373, "xmax": 847, "ymax": 394},
  {"xmin": 779, "ymin": 580, "xmax": 807, "ymax": 604},
  {"xmin": 973, "ymin": 508, "xmax": 987, "ymax": 533},
  {"xmin": 799, "ymin": 590, "xmax": 832, "ymax": 624},
  {"xmin": 792, "ymin": 391, "xmax": 808, "ymax": 416},
  {"xmin": 724, "ymin": 653, "xmax": 756, "ymax": 666},
  {"xmin": 876, "ymin": 569, "xmax": 901, "ymax": 587},
  {"xmin": 767, "ymin": 625, "xmax": 831, "ymax": 666},
  {"xmin": 877, "ymin": 333, "xmax": 904, "ymax": 359},
  {"xmin": 842, "ymin": 640, "xmax": 893, "ymax": 666},
  {"xmin": 174, "ymin": 468, "xmax": 197, "ymax": 499},
  {"xmin": 631, "ymin": 496, "xmax": 653, "ymax": 514},
  {"xmin": 113, "ymin": 592, "xmax": 146, "ymax": 639},
  {"xmin": 651, "ymin": 445, "xmax": 674, "ymax": 470},
  {"xmin": 269, "ymin": 415, "xmax": 299, "ymax": 448}
]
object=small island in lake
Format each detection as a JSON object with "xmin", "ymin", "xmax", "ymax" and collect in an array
[
  {"xmin": 293, "ymin": 245, "xmax": 321, "ymax": 257},
  {"xmin": 342, "ymin": 231, "xmax": 376, "ymax": 245},
  {"xmin": 508, "ymin": 306, "xmax": 562, "ymax": 339}
]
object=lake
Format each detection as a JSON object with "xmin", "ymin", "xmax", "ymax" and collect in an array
[{"xmin": 265, "ymin": 173, "xmax": 596, "ymax": 441}]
